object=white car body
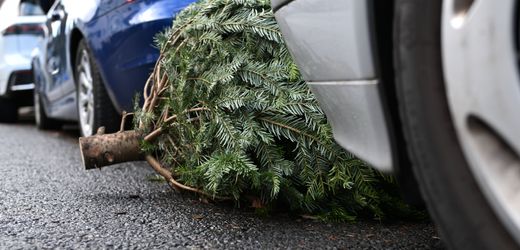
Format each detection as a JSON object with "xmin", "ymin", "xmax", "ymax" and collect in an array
[
  {"xmin": 0, "ymin": 0, "xmax": 46, "ymax": 99},
  {"xmin": 272, "ymin": 0, "xmax": 394, "ymax": 172}
]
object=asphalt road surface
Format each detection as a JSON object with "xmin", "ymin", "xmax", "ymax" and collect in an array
[{"xmin": 0, "ymin": 122, "xmax": 444, "ymax": 249}]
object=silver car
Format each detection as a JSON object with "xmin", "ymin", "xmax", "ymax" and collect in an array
[
  {"xmin": 273, "ymin": 0, "xmax": 520, "ymax": 249},
  {"xmin": 0, "ymin": 0, "xmax": 47, "ymax": 122}
]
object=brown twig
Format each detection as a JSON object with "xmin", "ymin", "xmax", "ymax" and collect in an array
[
  {"xmin": 163, "ymin": 114, "xmax": 178, "ymax": 125},
  {"xmin": 145, "ymin": 155, "xmax": 230, "ymax": 200},
  {"xmin": 144, "ymin": 127, "xmax": 163, "ymax": 142},
  {"xmin": 164, "ymin": 136, "xmax": 182, "ymax": 166},
  {"xmin": 187, "ymin": 107, "xmax": 210, "ymax": 113},
  {"xmin": 158, "ymin": 106, "xmax": 170, "ymax": 126},
  {"xmin": 144, "ymin": 107, "xmax": 210, "ymax": 142},
  {"xmin": 166, "ymin": 135, "xmax": 185, "ymax": 160},
  {"xmin": 119, "ymin": 111, "xmax": 134, "ymax": 132}
]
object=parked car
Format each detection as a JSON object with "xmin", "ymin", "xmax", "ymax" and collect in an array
[
  {"xmin": 0, "ymin": 0, "xmax": 50, "ymax": 122},
  {"xmin": 273, "ymin": 0, "xmax": 520, "ymax": 249},
  {"xmin": 31, "ymin": 0, "xmax": 196, "ymax": 136}
]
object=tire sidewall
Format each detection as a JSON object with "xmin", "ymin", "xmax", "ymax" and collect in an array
[
  {"xmin": 75, "ymin": 40, "xmax": 119, "ymax": 137},
  {"xmin": 393, "ymin": 0, "xmax": 519, "ymax": 249},
  {"xmin": 75, "ymin": 41, "xmax": 96, "ymax": 137}
]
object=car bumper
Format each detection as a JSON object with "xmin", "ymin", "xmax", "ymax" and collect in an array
[{"xmin": 0, "ymin": 56, "xmax": 34, "ymax": 97}]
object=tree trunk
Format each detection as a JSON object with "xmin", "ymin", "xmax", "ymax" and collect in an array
[{"xmin": 79, "ymin": 130, "xmax": 144, "ymax": 170}]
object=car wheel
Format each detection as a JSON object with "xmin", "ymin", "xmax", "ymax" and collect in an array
[
  {"xmin": 75, "ymin": 40, "xmax": 119, "ymax": 137},
  {"xmin": 394, "ymin": 0, "xmax": 520, "ymax": 249},
  {"xmin": 34, "ymin": 89, "xmax": 61, "ymax": 130},
  {"xmin": 0, "ymin": 97, "xmax": 18, "ymax": 123}
]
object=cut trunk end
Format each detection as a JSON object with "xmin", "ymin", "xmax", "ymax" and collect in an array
[
  {"xmin": 78, "ymin": 128, "xmax": 231, "ymax": 200},
  {"xmin": 79, "ymin": 130, "xmax": 144, "ymax": 170}
]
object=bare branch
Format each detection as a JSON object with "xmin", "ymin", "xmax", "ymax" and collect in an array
[{"xmin": 145, "ymin": 155, "xmax": 230, "ymax": 200}]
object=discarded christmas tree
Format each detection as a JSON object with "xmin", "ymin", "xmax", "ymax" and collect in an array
[{"xmin": 79, "ymin": 0, "xmax": 391, "ymax": 219}]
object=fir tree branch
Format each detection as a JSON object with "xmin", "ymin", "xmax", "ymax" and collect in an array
[
  {"xmin": 144, "ymin": 107, "xmax": 211, "ymax": 142},
  {"xmin": 257, "ymin": 116, "xmax": 320, "ymax": 143},
  {"xmin": 146, "ymin": 154, "xmax": 231, "ymax": 200}
]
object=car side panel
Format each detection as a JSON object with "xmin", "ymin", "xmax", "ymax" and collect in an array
[
  {"xmin": 71, "ymin": 0, "xmax": 196, "ymax": 113},
  {"xmin": 274, "ymin": 0, "xmax": 375, "ymax": 81},
  {"xmin": 42, "ymin": 0, "xmax": 77, "ymax": 120}
]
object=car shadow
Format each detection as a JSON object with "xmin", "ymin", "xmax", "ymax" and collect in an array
[{"xmin": 18, "ymin": 106, "xmax": 81, "ymax": 138}]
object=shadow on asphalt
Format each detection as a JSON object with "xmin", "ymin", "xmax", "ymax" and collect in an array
[
  {"xmin": 16, "ymin": 109, "xmax": 433, "ymax": 224},
  {"xmin": 18, "ymin": 107, "xmax": 81, "ymax": 139}
]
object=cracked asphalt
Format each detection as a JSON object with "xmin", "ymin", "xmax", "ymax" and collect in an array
[{"xmin": 0, "ymin": 122, "xmax": 444, "ymax": 249}]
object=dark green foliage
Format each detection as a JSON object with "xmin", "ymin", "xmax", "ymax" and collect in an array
[{"xmin": 136, "ymin": 0, "xmax": 398, "ymax": 220}]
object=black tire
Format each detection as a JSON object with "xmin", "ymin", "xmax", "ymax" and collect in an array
[
  {"xmin": 34, "ymin": 89, "xmax": 61, "ymax": 130},
  {"xmin": 0, "ymin": 97, "xmax": 18, "ymax": 123},
  {"xmin": 393, "ymin": 1, "xmax": 519, "ymax": 249},
  {"xmin": 75, "ymin": 40, "xmax": 119, "ymax": 136}
]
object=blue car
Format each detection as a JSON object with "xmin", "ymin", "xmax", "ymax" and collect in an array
[{"xmin": 31, "ymin": 0, "xmax": 195, "ymax": 136}]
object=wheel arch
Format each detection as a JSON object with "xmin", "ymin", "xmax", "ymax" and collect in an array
[
  {"xmin": 370, "ymin": 0, "xmax": 424, "ymax": 205},
  {"xmin": 68, "ymin": 28, "xmax": 122, "ymax": 114},
  {"xmin": 69, "ymin": 28, "xmax": 84, "ymax": 80}
]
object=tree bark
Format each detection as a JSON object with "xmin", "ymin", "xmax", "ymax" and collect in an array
[{"xmin": 79, "ymin": 130, "xmax": 144, "ymax": 170}]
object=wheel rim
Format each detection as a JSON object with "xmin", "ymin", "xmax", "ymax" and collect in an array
[
  {"xmin": 77, "ymin": 50, "xmax": 95, "ymax": 137},
  {"xmin": 442, "ymin": 0, "xmax": 520, "ymax": 244}
]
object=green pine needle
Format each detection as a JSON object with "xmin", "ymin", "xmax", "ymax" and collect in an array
[{"xmin": 135, "ymin": 0, "xmax": 407, "ymax": 219}]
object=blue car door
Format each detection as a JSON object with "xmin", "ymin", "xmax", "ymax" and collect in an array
[{"xmin": 44, "ymin": 0, "xmax": 70, "ymax": 103}]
